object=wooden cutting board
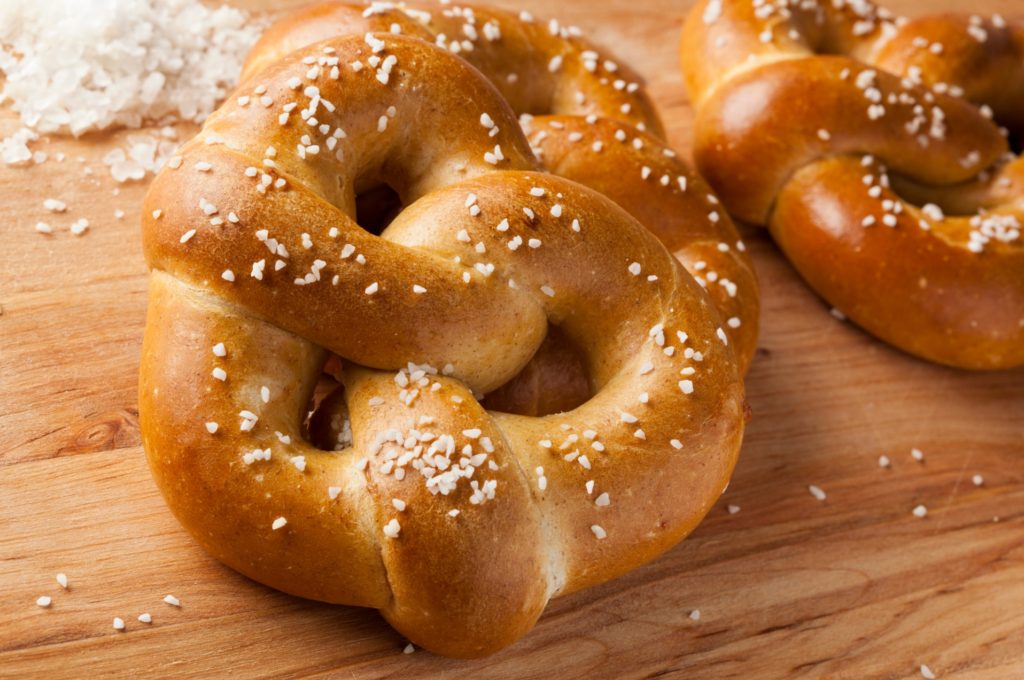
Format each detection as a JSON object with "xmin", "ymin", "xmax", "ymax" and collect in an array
[{"xmin": 1, "ymin": 1, "xmax": 1022, "ymax": 677}]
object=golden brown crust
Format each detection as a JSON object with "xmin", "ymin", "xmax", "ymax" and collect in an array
[
  {"xmin": 772, "ymin": 156, "xmax": 1024, "ymax": 368},
  {"xmin": 242, "ymin": 1, "xmax": 663, "ymax": 136},
  {"xmin": 871, "ymin": 15, "xmax": 1024, "ymax": 132},
  {"xmin": 681, "ymin": 0, "xmax": 1024, "ymax": 370},
  {"xmin": 140, "ymin": 272, "xmax": 390, "ymax": 608},
  {"xmin": 140, "ymin": 28, "xmax": 747, "ymax": 658}
]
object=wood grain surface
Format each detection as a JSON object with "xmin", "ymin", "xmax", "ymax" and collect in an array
[{"xmin": 1, "ymin": 1, "xmax": 1022, "ymax": 678}]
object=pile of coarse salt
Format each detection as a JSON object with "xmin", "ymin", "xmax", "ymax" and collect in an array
[{"xmin": 0, "ymin": 0, "xmax": 264, "ymax": 175}]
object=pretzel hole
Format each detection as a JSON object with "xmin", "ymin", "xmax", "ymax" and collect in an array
[
  {"xmin": 1009, "ymin": 132, "xmax": 1023, "ymax": 156},
  {"xmin": 889, "ymin": 168, "xmax": 1012, "ymax": 218},
  {"xmin": 306, "ymin": 391, "xmax": 352, "ymax": 452},
  {"xmin": 355, "ymin": 183, "xmax": 403, "ymax": 235},
  {"xmin": 985, "ymin": 110, "xmax": 1023, "ymax": 154},
  {"xmin": 481, "ymin": 325, "xmax": 592, "ymax": 417},
  {"xmin": 297, "ymin": 354, "xmax": 350, "ymax": 451}
]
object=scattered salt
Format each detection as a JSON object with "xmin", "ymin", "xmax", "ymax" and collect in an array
[{"xmin": 102, "ymin": 133, "xmax": 181, "ymax": 182}]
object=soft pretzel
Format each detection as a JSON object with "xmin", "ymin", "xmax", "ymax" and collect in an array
[
  {"xmin": 139, "ymin": 28, "xmax": 747, "ymax": 659},
  {"xmin": 682, "ymin": 0, "xmax": 1024, "ymax": 370}
]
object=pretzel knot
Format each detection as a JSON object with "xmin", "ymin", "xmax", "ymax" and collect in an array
[
  {"xmin": 683, "ymin": 0, "xmax": 1024, "ymax": 369},
  {"xmin": 140, "ymin": 30, "xmax": 747, "ymax": 657}
]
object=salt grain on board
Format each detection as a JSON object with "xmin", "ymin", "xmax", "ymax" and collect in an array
[
  {"xmin": 0, "ymin": 127, "xmax": 38, "ymax": 165},
  {"xmin": 102, "ymin": 133, "xmax": 181, "ymax": 182}
]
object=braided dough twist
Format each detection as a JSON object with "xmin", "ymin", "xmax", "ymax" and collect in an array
[
  {"xmin": 140, "ymin": 13, "xmax": 749, "ymax": 659},
  {"xmin": 682, "ymin": 0, "xmax": 1024, "ymax": 369}
]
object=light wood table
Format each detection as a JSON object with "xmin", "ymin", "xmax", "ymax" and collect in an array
[{"xmin": 1, "ymin": 1, "xmax": 1022, "ymax": 677}]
